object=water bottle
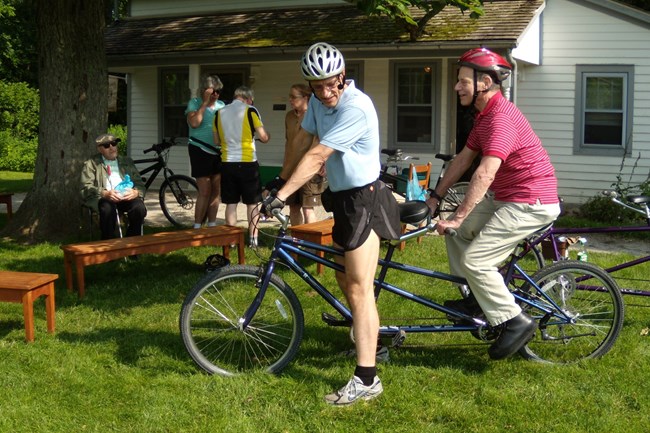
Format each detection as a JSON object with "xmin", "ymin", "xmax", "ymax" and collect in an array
[{"xmin": 577, "ymin": 237, "xmax": 588, "ymax": 261}]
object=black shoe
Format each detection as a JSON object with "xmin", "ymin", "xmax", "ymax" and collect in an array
[
  {"xmin": 488, "ymin": 312, "xmax": 537, "ymax": 360},
  {"xmin": 444, "ymin": 294, "xmax": 482, "ymax": 319}
]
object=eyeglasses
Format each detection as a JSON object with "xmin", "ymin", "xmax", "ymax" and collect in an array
[
  {"xmin": 98, "ymin": 141, "xmax": 119, "ymax": 149},
  {"xmin": 310, "ymin": 77, "xmax": 341, "ymax": 93}
]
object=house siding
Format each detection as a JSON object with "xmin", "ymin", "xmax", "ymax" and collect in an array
[
  {"xmin": 128, "ymin": 67, "xmax": 193, "ymax": 185},
  {"xmin": 115, "ymin": 0, "xmax": 650, "ymax": 204},
  {"xmin": 516, "ymin": 0, "xmax": 650, "ymax": 203}
]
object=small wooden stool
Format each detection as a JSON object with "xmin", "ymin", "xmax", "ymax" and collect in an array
[
  {"xmin": 0, "ymin": 193, "xmax": 13, "ymax": 220},
  {"xmin": 0, "ymin": 271, "xmax": 57, "ymax": 342},
  {"xmin": 289, "ymin": 218, "xmax": 334, "ymax": 275}
]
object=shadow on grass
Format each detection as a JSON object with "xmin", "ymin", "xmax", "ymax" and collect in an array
[
  {"xmin": 0, "ymin": 240, "xmax": 209, "ymax": 309},
  {"xmin": 281, "ymin": 324, "xmax": 491, "ymax": 383},
  {"xmin": 54, "ymin": 326, "xmax": 193, "ymax": 372}
]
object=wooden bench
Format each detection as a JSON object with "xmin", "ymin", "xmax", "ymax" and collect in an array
[
  {"xmin": 61, "ymin": 225, "xmax": 245, "ymax": 298},
  {"xmin": 0, "ymin": 271, "xmax": 57, "ymax": 342},
  {"xmin": 0, "ymin": 193, "xmax": 13, "ymax": 219},
  {"xmin": 289, "ymin": 218, "xmax": 334, "ymax": 275}
]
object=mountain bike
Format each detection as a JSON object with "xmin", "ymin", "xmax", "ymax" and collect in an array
[
  {"xmin": 378, "ymin": 148, "xmax": 419, "ymax": 196},
  {"xmin": 133, "ymin": 138, "xmax": 199, "ymax": 228},
  {"xmin": 179, "ymin": 200, "xmax": 624, "ymax": 376},
  {"xmin": 379, "ymin": 150, "xmax": 469, "ymax": 219}
]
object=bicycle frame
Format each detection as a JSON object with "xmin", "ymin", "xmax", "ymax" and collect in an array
[
  {"xmin": 518, "ymin": 224, "xmax": 650, "ymax": 296},
  {"xmin": 241, "ymin": 217, "xmax": 575, "ymax": 338},
  {"xmin": 512, "ymin": 193, "xmax": 650, "ymax": 296},
  {"xmin": 133, "ymin": 154, "xmax": 174, "ymax": 190}
]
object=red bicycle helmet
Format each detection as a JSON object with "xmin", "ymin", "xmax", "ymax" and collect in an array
[{"xmin": 458, "ymin": 47, "xmax": 512, "ymax": 84}]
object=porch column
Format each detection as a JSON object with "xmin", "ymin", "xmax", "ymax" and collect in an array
[{"xmin": 189, "ymin": 64, "xmax": 201, "ymax": 98}]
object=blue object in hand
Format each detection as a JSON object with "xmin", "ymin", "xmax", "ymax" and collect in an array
[{"xmin": 114, "ymin": 174, "xmax": 134, "ymax": 194}]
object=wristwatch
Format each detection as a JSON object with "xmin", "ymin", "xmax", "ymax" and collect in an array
[{"xmin": 428, "ymin": 189, "xmax": 443, "ymax": 201}]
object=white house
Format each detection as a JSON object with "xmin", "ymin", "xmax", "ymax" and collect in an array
[{"xmin": 106, "ymin": 0, "xmax": 650, "ymax": 204}]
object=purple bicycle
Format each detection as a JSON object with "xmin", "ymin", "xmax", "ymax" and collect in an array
[{"xmin": 509, "ymin": 191, "xmax": 650, "ymax": 296}]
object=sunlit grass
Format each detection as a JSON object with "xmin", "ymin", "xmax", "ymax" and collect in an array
[{"xmin": 0, "ymin": 217, "xmax": 649, "ymax": 432}]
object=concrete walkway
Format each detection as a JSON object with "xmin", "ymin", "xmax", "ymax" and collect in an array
[{"xmin": 0, "ymin": 192, "xmax": 331, "ymax": 230}]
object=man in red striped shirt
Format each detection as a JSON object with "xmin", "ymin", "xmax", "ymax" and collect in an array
[{"xmin": 426, "ymin": 47, "xmax": 561, "ymax": 360}]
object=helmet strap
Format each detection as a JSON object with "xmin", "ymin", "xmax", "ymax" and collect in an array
[
  {"xmin": 337, "ymin": 74, "xmax": 346, "ymax": 90},
  {"xmin": 471, "ymin": 69, "xmax": 479, "ymax": 106}
]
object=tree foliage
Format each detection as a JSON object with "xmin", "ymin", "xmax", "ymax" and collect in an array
[
  {"xmin": 347, "ymin": 0, "xmax": 485, "ymax": 40},
  {"xmin": 0, "ymin": 0, "xmax": 37, "ymax": 86}
]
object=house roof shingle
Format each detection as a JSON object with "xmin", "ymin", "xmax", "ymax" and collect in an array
[{"xmin": 106, "ymin": 0, "xmax": 544, "ymax": 64}]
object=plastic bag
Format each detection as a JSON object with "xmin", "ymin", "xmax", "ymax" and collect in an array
[
  {"xmin": 114, "ymin": 174, "xmax": 134, "ymax": 195},
  {"xmin": 406, "ymin": 166, "xmax": 427, "ymax": 201}
]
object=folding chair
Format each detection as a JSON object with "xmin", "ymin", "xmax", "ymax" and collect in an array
[
  {"xmin": 399, "ymin": 161, "xmax": 432, "ymax": 250},
  {"xmin": 82, "ymin": 205, "xmax": 129, "ymax": 240}
]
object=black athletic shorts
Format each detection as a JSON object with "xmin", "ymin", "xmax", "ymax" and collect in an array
[
  {"xmin": 331, "ymin": 179, "xmax": 401, "ymax": 251},
  {"xmin": 220, "ymin": 161, "xmax": 262, "ymax": 205},
  {"xmin": 188, "ymin": 144, "xmax": 221, "ymax": 178}
]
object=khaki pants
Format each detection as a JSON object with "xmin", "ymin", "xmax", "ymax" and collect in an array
[{"xmin": 446, "ymin": 195, "xmax": 560, "ymax": 325}]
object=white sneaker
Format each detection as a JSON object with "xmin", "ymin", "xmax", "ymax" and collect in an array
[
  {"xmin": 324, "ymin": 376, "xmax": 383, "ymax": 406},
  {"xmin": 338, "ymin": 346, "xmax": 390, "ymax": 363}
]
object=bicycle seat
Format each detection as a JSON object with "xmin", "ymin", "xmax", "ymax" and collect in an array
[
  {"xmin": 398, "ymin": 200, "xmax": 430, "ymax": 225},
  {"xmin": 381, "ymin": 148, "xmax": 400, "ymax": 156},
  {"xmin": 434, "ymin": 153, "xmax": 454, "ymax": 162}
]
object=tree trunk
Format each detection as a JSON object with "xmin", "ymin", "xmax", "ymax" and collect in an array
[{"xmin": 3, "ymin": 0, "xmax": 108, "ymax": 242}]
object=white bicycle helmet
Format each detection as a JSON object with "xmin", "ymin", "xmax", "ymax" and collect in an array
[{"xmin": 301, "ymin": 42, "xmax": 345, "ymax": 81}]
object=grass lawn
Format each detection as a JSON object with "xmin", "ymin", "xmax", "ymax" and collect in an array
[
  {"xmin": 0, "ymin": 170, "xmax": 33, "ymax": 194},
  {"xmin": 0, "ymin": 228, "xmax": 649, "ymax": 432}
]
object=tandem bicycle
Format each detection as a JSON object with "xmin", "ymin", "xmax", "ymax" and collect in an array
[{"xmin": 179, "ymin": 201, "xmax": 624, "ymax": 375}]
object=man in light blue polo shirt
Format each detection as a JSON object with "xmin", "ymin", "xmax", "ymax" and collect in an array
[{"xmin": 262, "ymin": 42, "xmax": 400, "ymax": 406}]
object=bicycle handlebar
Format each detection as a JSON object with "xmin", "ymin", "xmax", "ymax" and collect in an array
[
  {"xmin": 602, "ymin": 189, "xmax": 649, "ymax": 217},
  {"xmin": 143, "ymin": 138, "xmax": 176, "ymax": 155}
]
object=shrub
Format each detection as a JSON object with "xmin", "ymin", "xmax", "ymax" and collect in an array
[
  {"xmin": 107, "ymin": 124, "xmax": 127, "ymax": 156},
  {"xmin": 0, "ymin": 80, "xmax": 39, "ymax": 171}
]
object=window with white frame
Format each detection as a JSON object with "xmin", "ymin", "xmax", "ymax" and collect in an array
[
  {"xmin": 161, "ymin": 68, "xmax": 190, "ymax": 139},
  {"xmin": 390, "ymin": 62, "xmax": 439, "ymax": 152},
  {"xmin": 574, "ymin": 65, "xmax": 634, "ymax": 156}
]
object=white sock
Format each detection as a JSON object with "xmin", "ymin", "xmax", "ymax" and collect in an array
[
  {"xmin": 207, "ymin": 221, "xmax": 217, "ymax": 227},
  {"xmin": 193, "ymin": 223, "xmax": 202, "ymax": 229}
]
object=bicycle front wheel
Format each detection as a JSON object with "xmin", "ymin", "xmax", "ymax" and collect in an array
[
  {"xmin": 159, "ymin": 175, "xmax": 199, "ymax": 228},
  {"xmin": 518, "ymin": 261, "xmax": 624, "ymax": 364},
  {"xmin": 180, "ymin": 265, "xmax": 304, "ymax": 376}
]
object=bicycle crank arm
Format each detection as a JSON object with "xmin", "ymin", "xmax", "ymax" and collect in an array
[{"xmin": 539, "ymin": 329, "xmax": 596, "ymax": 341}]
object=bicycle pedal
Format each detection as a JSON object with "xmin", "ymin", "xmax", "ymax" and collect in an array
[
  {"xmin": 321, "ymin": 312, "xmax": 352, "ymax": 327},
  {"xmin": 391, "ymin": 330, "xmax": 407, "ymax": 348}
]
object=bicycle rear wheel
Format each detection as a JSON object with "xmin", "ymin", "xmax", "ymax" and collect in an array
[
  {"xmin": 159, "ymin": 175, "xmax": 198, "ymax": 228},
  {"xmin": 180, "ymin": 265, "xmax": 304, "ymax": 376},
  {"xmin": 438, "ymin": 182, "xmax": 469, "ymax": 220},
  {"xmin": 517, "ymin": 261, "xmax": 624, "ymax": 364}
]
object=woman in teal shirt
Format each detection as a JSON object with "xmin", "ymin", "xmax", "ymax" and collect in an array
[{"xmin": 185, "ymin": 74, "xmax": 226, "ymax": 228}]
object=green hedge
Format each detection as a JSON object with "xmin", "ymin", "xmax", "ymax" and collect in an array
[{"xmin": 0, "ymin": 81, "xmax": 39, "ymax": 171}]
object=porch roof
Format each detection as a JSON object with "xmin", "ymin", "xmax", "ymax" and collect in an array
[{"xmin": 106, "ymin": 0, "xmax": 544, "ymax": 65}]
